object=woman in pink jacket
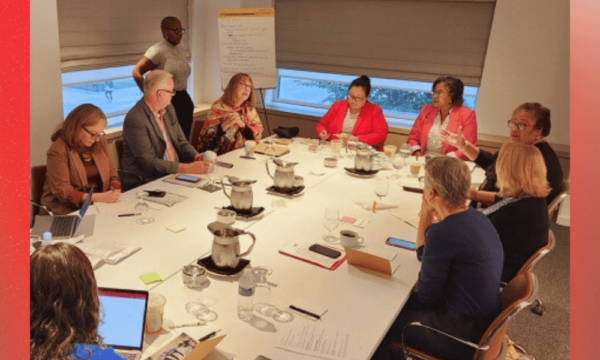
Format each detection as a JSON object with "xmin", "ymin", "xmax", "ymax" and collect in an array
[
  {"xmin": 316, "ymin": 75, "xmax": 388, "ymax": 150},
  {"xmin": 407, "ymin": 76, "xmax": 477, "ymax": 160}
]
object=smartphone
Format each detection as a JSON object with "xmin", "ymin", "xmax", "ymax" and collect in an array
[
  {"xmin": 176, "ymin": 174, "xmax": 202, "ymax": 183},
  {"xmin": 216, "ymin": 161, "xmax": 234, "ymax": 168},
  {"xmin": 146, "ymin": 190, "xmax": 166, "ymax": 198},
  {"xmin": 309, "ymin": 244, "xmax": 342, "ymax": 259},
  {"xmin": 386, "ymin": 237, "xmax": 417, "ymax": 250}
]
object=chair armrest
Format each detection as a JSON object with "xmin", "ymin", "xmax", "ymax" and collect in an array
[{"xmin": 401, "ymin": 321, "xmax": 489, "ymax": 356}]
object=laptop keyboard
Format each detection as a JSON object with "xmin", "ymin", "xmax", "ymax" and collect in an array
[{"xmin": 50, "ymin": 216, "xmax": 77, "ymax": 237}]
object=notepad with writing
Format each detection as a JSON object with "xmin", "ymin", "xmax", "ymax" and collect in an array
[{"xmin": 279, "ymin": 240, "xmax": 346, "ymax": 270}]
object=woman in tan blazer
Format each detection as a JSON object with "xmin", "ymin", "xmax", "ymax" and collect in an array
[{"xmin": 41, "ymin": 104, "xmax": 121, "ymax": 215}]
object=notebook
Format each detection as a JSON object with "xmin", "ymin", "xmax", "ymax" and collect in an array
[
  {"xmin": 31, "ymin": 188, "xmax": 95, "ymax": 239},
  {"xmin": 98, "ymin": 287, "xmax": 149, "ymax": 360}
]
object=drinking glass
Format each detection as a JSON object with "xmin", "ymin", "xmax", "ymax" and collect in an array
[
  {"xmin": 322, "ymin": 207, "xmax": 339, "ymax": 243},
  {"xmin": 251, "ymin": 266, "xmax": 293, "ymax": 322},
  {"xmin": 400, "ymin": 143, "xmax": 411, "ymax": 159},
  {"xmin": 185, "ymin": 298, "xmax": 218, "ymax": 322},
  {"xmin": 389, "ymin": 153, "xmax": 405, "ymax": 179},
  {"xmin": 375, "ymin": 177, "xmax": 389, "ymax": 207},
  {"xmin": 204, "ymin": 162, "xmax": 221, "ymax": 192},
  {"xmin": 135, "ymin": 192, "xmax": 155, "ymax": 225}
]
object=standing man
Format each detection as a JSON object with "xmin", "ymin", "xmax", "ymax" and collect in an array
[{"xmin": 121, "ymin": 70, "xmax": 209, "ymax": 189}]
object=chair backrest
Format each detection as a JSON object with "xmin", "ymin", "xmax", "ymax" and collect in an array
[
  {"xmin": 189, "ymin": 117, "xmax": 205, "ymax": 150},
  {"xmin": 474, "ymin": 272, "xmax": 538, "ymax": 360},
  {"xmin": 548, "ymin": 180, "xmax": 568, "ymax": 220},
  {"xmin": 515, "ymin": 230, "xmax": 556, "ymax": 277},
  {"xmin": 31, "ymin": 165, "xmax": 47, "ymax": 216},
  {"xmin": 113, "ymin": 138, "xmax": 124, "ymax": 170}
]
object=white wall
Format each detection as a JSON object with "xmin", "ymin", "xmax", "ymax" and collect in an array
[
  {"xmin": 30, "ymin": 0, "xmax": 63, "ymax": 166},
  {"xmin": 477, "ymin": 0, "xmax": 570, "ymax": 146}
]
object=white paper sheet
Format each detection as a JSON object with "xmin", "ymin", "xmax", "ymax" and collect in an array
[{"xmin": 275, "ymin": 323, "xmax": 363, "ymax": 360}]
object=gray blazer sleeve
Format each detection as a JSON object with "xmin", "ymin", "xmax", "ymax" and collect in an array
[{"xmin": 122, "ymin": 101, "xmax": 180, "ymax": 177}]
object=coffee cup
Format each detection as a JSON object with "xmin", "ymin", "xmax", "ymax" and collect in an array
[
  {"xmin": 294, "ymin": 176, "xmax": 304, "ymax": 187},
  {"xmin": 384, "ymin": 144, "xmax": 397, "ymax": 157},
  {"xmin": 145, "ymin": 293, "xmax": 167, "ymax": 334},
  {"xmin": 204, "ymin": 150, "xmax": 217, "ymax": 163},
  {"xmin": 410, "ymin": 161, "xmax": 423, "ymax": 177},
  {"xmin": 245, "ymin": 140, "xmax": 256, "ymax": 156},
  {"xmin": 339, "ymin": 230, "xmax": 364, "ymax": 248}
]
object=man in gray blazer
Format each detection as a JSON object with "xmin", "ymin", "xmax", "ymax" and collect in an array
[{"xmin": 121, "ymin": 70, "xmax": 210, "ymax": 189}]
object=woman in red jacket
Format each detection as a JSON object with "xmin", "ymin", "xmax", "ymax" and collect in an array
[
  {"xmin": 407, "ymin": 76, "xmax": 477, "ymax": 160},
  {"xmin": 316, "ymin": 75, "xmax": 388, "ymax": 150}
]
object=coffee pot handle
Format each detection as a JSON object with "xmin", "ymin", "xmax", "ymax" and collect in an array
[
  {"xmin": 237, "ymin": 231, "xmax": 256, "ymax": 258},
  {"xmin": 221, "ymin": 176, "xmax": 231, "ymax": 200},
  {"xmin": 265, "ymin": 158, "xmax": 274, "ymax": 180}
]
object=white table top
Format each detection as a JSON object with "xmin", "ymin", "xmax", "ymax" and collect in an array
[{"xmin": 87, "ymin": 139, "xmax": 485, "ymax": 359}]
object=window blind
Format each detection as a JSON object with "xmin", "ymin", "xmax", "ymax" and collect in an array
[
  {"xmin": 57, "ymin": 0, "xmax": 190, "ymax": 72},
  {"xmin": 275, "ymin": 0, "xmax": 496, "ymax": 86}
]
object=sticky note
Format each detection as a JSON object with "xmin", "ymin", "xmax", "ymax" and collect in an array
[
  {"xmin": 140, "ymin": 272, "xmax": 162, "ymax": 284},
  {"xmin": 340, "ymin": 216, "xmax": 357, "ymax": 224}
]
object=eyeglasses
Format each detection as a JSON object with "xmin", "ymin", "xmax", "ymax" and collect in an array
[
  {"xmin": 158, "ymin": 89, "xmax": 176, "ymax": 96},
  {"xmin": 168, "ymin": 28, "xmax": 186, "ymax": 35},
  {"xmin": 238, "ymin": 83, "xmax": 253, "ymax": 90},
  {"xmin": 82, "ymin": 127, "xmax": 105, "ymax": 140},
  {"xmin": 507, "ymin": 120, "xmax": 528, "ymax": 131},
  {"xmin": 348, "ymin": 94, "xmax": 366, "ymax": 102}
]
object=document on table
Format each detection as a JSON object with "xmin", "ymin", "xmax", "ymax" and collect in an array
[
  {"xmin": 275, "ymin": 323, "xmax": 363, "ymax": 360},
  {"xmin": 389, "ymin": 206, "xmax": 420, "ymax": 228},
  {"xmin": 279, "ymin": 240, "xmax": 346, "ymax": 270}
]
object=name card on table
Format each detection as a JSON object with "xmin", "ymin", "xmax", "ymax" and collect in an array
[{"xmin": 345, "ymin": 247, "xmax": 402, "ymax": 275}]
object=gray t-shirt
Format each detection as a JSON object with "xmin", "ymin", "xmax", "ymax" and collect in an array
[{"xmin": 144, "ymin": 40, "xmax": 191, "ymax": 91}]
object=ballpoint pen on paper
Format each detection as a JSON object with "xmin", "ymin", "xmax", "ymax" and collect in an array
[
  {"xmin": 168, "ymin": 322, "xmax": 206, "ymax": 330},
  {"xmin": 198, "ymin": 329, "xmax": 221, "ymax": 342},
  {"xmin": 118, "ymin": 213, "xmax": 142, "ymax": 217},
  {"xmin": 289, "ymin": 305, "xmax": 321, "ymax": 320}
]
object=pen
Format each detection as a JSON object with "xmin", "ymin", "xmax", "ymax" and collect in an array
[
  {"xmin": 169, "ymin": 322, "xmax": 206, "ymax": 330},
  {"xmin": 198, "ymin": 329, "xmax": 221, "ymax": 342},
  {"xmin": 118, "ymin": 213, "xmax": 142, "ymax": 217},
  {"xmin": 289, "ymin": 305, "xmax": 321, "ymax": 320}
]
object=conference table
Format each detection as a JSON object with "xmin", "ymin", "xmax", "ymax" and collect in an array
[{"xmin": 86, "ymin": 138, "xmax": 485, "ymax": 360}]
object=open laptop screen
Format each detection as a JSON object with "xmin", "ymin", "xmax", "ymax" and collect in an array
[
  {"xmin": 98, "ymin": 288, "xmax": 148, "ymax": 350},
  {"xmin": 75, "ymin": 188, "xmax": 94, "ymax": 230}
]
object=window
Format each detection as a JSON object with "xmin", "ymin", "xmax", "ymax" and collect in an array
[
  {"xmin": 61, "ymin": 65, "xmax": 142, "ymax": 129},
  {"xmin": 266, "ymin": 69, "xmax": 479, "ymax": 128}
]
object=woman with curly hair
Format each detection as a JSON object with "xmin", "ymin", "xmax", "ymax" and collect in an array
[
  {"xmin": 30, "ymin": 243, "xmax": 124, "ymax": 360},
  {"xmin": 197, "ymin": 73, "xmax": 264, "ymax": 155}
]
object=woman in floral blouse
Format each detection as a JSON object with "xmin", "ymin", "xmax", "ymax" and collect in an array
[{"xmin": 197, "ymin": 73, "xmax": 264, "ymax": 155}]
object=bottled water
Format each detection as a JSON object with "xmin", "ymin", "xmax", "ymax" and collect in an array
[{"xmin": 237, "ymin": 268, "xmax": 255, "ymax": 321}]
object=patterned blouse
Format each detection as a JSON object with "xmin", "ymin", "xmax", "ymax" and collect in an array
[{"xmin": 197, "ymin": 100, "xmax": 263, "ymax": 155}]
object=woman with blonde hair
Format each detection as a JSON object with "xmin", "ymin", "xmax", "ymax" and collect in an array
[
  {"xmin": 30, "ymin": 243, "xmax": 125, "ymax": 360},
  {"xmin": 41, "ymin": 104, "xmax": 121, "ymax": 215},
  {"xmin": 197, "ymin": 73, "xmax": 264, "ymax": 155},
  {"xmin": 482, "ymin": 142, "xmax": 550, "ymax": 282}
]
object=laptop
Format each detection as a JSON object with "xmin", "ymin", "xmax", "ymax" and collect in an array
[
  {"xmin": 31, "ymin": 188, "xmax": 95, "ymax": 239},
  {"xmin": 98, "ymin": 287, "xmax": 149, "ymax": 360}
]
